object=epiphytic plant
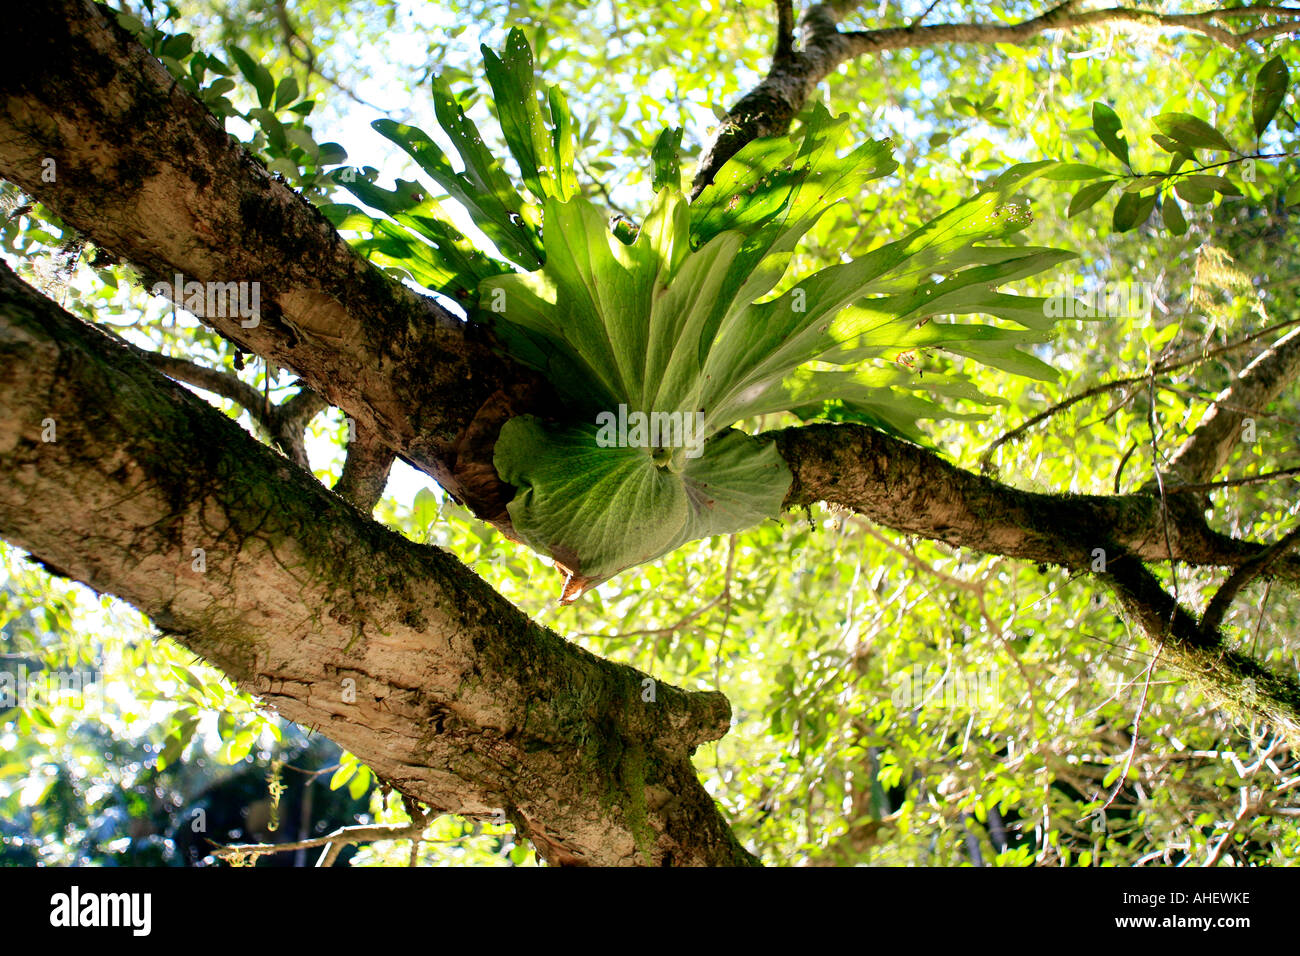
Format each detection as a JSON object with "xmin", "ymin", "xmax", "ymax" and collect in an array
[{"xmin": 324, "ymin": 29, "xmax": 1077, "ymax": 600}]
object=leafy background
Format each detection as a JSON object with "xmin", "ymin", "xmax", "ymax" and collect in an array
[{"xmin": 1, "ymin": 0, "xmax": 1298, "ymax": 865}]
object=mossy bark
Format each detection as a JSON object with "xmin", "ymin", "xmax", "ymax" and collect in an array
[{"xmin": 0, "ymin": 262, "xmax": 756, "ymax": 866}]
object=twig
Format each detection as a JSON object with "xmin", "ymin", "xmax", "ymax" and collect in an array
[
  {"xmin": 1202, "ymin": 522, "xmax": 1300, "ymax": 634},
  {"xmin": 774, "ymin": 0, "xmax": 796, "ymax": 61},
  {"xmin": 1174, "ymin": 467, "xmax": 1300, "ymax": 493}
]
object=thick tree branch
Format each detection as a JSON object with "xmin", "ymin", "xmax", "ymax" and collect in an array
[
  {"xmin": 1167, "ymin": 325, "xmax": 1300, "ymax": 484},
  {"xmin": 0, "ymin": 262, "xmax": 752, "ymax": 867},
  {"xmin": 0, "ymin": 0, "xmax": 549, "ymax": 527},
  {"xmin": 692, "ymin": 1, "xmax": 1300, "ymax": 194},
  {"xmin": 773, "ymin": 422, "xmax": 1300, "ymax": 582},
  {"xmin": 1100, "ymin": 555, "xmax": 1300, "ymax": 743}
]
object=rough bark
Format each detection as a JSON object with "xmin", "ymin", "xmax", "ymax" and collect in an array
[
  {"xmin": 0, "ymin": 262, "xmax": 753, "ymax": 867},
  {"xmin": 774, "ymin": 423, "xmax": 1300, "ymax": 584},
  {"xmin": 1166, "ymin": 326, "xmax": 1300, "ymax": 484}
]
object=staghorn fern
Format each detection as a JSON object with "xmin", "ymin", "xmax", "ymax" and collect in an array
[{"xmin": 321, "ymin": 29, "xmax": 1077, "ymax": 602}]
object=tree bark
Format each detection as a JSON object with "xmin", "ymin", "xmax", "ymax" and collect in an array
[{"xmin": 0, "ymin": 261, "xmax": 754, "ymax": 867}]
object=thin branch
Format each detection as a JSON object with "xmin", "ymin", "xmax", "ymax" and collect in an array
[
  {"xmin": 981, "ymin": 316, "xmax": 1300, "ymax": 474},
  {"xmin": 212, "ymin": 809, "xmax": 431, "ymax": 867},
  {"xmin": 135, "ymin": 350, "xmax": 265, "ymax": 423},
  {"xmin": 333, "ymin": 417, "xmax": 396, "ymax": 512},
  {"xmin": 1147, "ymin": 375, "xmax": 1181, "ymax": 619},
  {"xmin": 1202, "ymin": 523, "xmax": 1300, "ymax": 633},
  {"xmin": 693, "ymin": 1, "xmax": 1300, "ymax": 193},
  {"xmin": 841, "ymin": 4, "xmax": 1300, "ymax": 58},
  {"xmin": 774, "ymin": 0, "xmax": 796, "ymax": 62},
  {"xmin": 1174, "ymin": 466, "xmax": 1300, "ymax": 493}
]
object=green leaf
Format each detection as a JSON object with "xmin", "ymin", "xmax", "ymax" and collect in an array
[
  {"xmin": 1122, "ymin": 175, "xmax": 1165, "ymax": 193},
  {"xmin": 161, "ymin": 33, "xmax": 194, "ymax": 61},
  {"xmin": 372, "ymin": 109, "xmax": 543, "ymax": 269},
  {"xmin": 1161, "ymin": 194, "xmax": 1187, "ymax": 235},
  {"xmin": 347, "ymin": 767, "xmax": 371, "ymax": 801},
  {"xmin": 329, "ymin": 762, "xmax": 356, "ymax": 791},
  {"xmin": 1042, "ymin": 163, "xmax": 1114, "ymax": 181},
  {"xmin": 1112, "ymin": 191, "xmax": 1156, "ymax": 232},
  {"xmin": 1174, "ymin": 177, "xmax": 1215, "ymax": 204},
  {"xmin": 481, "ymin": 28, "xmax": 575, "ymax": 203},
  {"xmin": 1091, "ymin": 103, "xmax": 1130, "ymax": 168},
  {"xmin": 548, "ymin": 85, "xmax": 576, "ymax": 198},
  {"xmin": 227, "ymin": 46, "xmax": 274, "ymax": 110},
  {"xmin": 1151, "ymin": 112, "xmax": 1235, "ymax": 155},
  {"xmin": 1067, "ymin": 180, "xmax": 1117, "ymax": 217},
  {"xmin": 285, "ymin": 127, "xmax": 318, "ymax": 159},
  {"xmin": 1150, "ymin": 133, "xmax": 1193, "ymax": 159},
  {"xmin": 335, "ymin": 177, "xmax": 512, "ymax": 301},
  {"xmin": 1181, "ymin": 173, "xmax": 1241, "ymax": 197},
  {"xmin": 652, "ymin": 127, "xmax": 684, "ymax": 193},
  {"xmin": 274, "ymin": 76, "xmax": 300, "ymax": 111},
  {"xmin": 157, "ymin": 715, "xmax": 199, "ymax": 771},
  {"xmin": 248, "ymin": 108, "xmax": 286, "ymax": 152},
  {"xmin": 495, "ymin": 416, "xmax": 790, "ymax": 593},
  {"xmin": 1253, "ymin": 55, "xmax": 1290, "ymax": 138}
]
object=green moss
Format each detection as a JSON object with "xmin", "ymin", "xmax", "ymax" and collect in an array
[{"xmin": 618, "ymin": 741, "xmax": 654, "ymax": 865}]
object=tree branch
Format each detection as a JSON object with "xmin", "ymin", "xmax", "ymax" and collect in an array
[
  {"xmin": 1167, "ymin": 325, "xmax": 1300, "ymax": 484},
  {"xmin": 691, "ymin": 1, "xmax": 1300, "ymax": 194},
  {"xmin": 773, "ymin": 0, "xmax": 796, "ymax": 63},
  {"xmin": 1202, "ymin": 523, "xmax": 1300, "ymax": 634},
  {"xmin": 131, "ymin": 347, "xmax": 328, "ymax": 468},
  {"xmin": 773, "ymin": 422, "xmax": 1300, "ymax": 582},
  {"xmin": 334, "ymin": 418, "xmax": 396, "ymax": 512},
  {"xmin": 1099, "ymin": 554, "xmax": 1300, "ymax": 743},
  {"xmin": 0, "ymin": 261, "xmax": 752, "ymax": 867}
]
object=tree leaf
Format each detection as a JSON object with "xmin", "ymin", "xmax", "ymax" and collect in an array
[
  {"xmin": 1112, "ymin": 191, "xmax": 1140, "ymax": 231},
  {"xmin": 1161, "ymin": 194, "xmax": 1187, "ymax": 235},
  {"xmin": 652, "ymin": 126, "xmax": 684, "ymax": 193},
  {"xmin": 1150, "ymin": 133, "xmax": 1194, "ymax": 160},
  {"xmin": 1067, "ymin": 179, "xmax": 1116, "ymax": 217},
  {"xmin": 1113, "ymin": 191, "xmax": 1156, "ymax": 232},
  {"xmin": 1253, "ymin": 55, "xmax": 1290, "ymax": 138},
  {"xmin": 1091, "ymin": 103, "xmax": 1130, "ymax": 167},
  {"xmin": 227, "ymin": 46, "xmax": 273, "ymax": 110},
  {"xmin": 1174, "ymin": 177, "xmax": 1215, "ymax": 204},
  {"xmin": 1042, "ymin": 163, "xmax": 1115, "ymax": 181},
  {"xmin": 1181, "ymin": 173, "xmax": 1241, "ymax": 197},
  {"xmin": 1151, "ymin": 112, "xmax": 1235, "ymax": 154},
  {"xmin": 274, "ymin": 76, "xmax": 299, "ymax": 111}
]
